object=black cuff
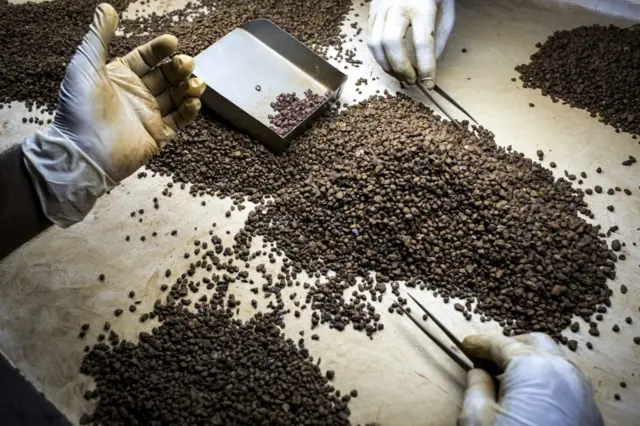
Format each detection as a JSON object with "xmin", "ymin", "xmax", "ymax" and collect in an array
[{"xmin": 0, "ymin": 144, "xmax": 53, "ymax": 260}]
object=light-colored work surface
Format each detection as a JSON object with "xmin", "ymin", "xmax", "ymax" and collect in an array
[{"xmin": 1, "ymin": 0, "xmax": 640, "ymax": 425}]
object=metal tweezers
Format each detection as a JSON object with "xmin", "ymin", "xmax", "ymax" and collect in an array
[
  {"xmin": 415, "ymin": 82, "xmax": 478, "ymax": 131},
  {"xmin": 396, "ymin": 293, "xmax": 500, "ymax": 380}
]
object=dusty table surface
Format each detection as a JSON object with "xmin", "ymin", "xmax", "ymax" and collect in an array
[{"xmin": 1, "ymin": 0, "xmax": 640, "ymax": 425}]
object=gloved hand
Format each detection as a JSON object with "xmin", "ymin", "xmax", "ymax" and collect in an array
[
  {"xmin": 367, "ymin": 0, "xmax": 455, "ymax": 88},
  {"xmin": 22, "ymin": 3, "xmax": 205, "ymax": 227},
  {"xmin": 458, "ymin": 333, "xmax": 603, "ymax": 426}
]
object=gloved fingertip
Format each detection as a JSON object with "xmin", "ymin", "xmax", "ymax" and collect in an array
[
  {"xmin": 156, "ymin": 126, "xmax": 177, "ymax": 150},
  {"xmin": 462, "ymin": 334, "xmax": 484, "ymax": 351},
  {"xmin": 420, "ymin": 77, "xmax": 435, "ymax": 90},
  {"xmin": 462, "ymin": 334, "xmax": 503, "ymax": 364},
  {"xmin": 404, "ymin": 72, "xmax": 417, "ymax": 86},
  {"xmin": 147, "ymin": 35, "xmax": 179, "ymax": 64},
  {"xmin": 415, "ymin": 58, "xmax": 436, "ymax": 89},
  {"xmin": 174, "ymin": 54, "xmax": 195, "ymax": 76},
  {"xmin": 182, "ymin": 97, "xmax": 201, "ymax": 116},
  {"xmin": 464, "ymin": 333, "xmax": 537, "ymax": 370},
  {"xmin": 185, "ymin": 78, "xmax": 206, "ymax": 97},
  {"xmin": 391, "ymin": 65, "xmax": 416, "ymax": 86},
  {"xmin": 164, "ymin": 98, "xmax": 201, "ymax": 132},
  {"xmin": 163, "ymin": 35, "xmax": 180, "ymax": 54},
  {"xmin": 192, "ymin": 77, "xmax": 205, "ymax": 88},
  {"xmin": 97, "ymin": 3, "xmax": 116, "ymax": 11},
  {"xmin": 93, "ymin": 3, "xmax": 119, "ymax": 45},
  {"xmin": 96, "ymin": 3, "xmax": 118, "ymax": 22}
]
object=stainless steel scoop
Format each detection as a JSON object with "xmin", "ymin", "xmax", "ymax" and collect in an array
[{"xmin": 194, "ymin": 19, "xmax": 348, "ymax": 154}]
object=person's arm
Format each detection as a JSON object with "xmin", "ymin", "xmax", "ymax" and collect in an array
[
  {"xmin": 0, "ymin": 3, "xmax": 205, "ymax": 260},
  {"xmin": 0, "ymin": 145, "xmax": 52, "ymax": 260}
]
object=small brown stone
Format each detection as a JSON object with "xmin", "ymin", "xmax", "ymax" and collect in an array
[{"xmin": 611, "ymin": 240, "xmax": 622, "ymax": 252}]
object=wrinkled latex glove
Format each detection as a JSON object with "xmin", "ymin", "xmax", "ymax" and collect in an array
[
  {"xmin": 458, "ymin": 333, "xmax": 603, "ymax": 426},
  {"xmin": 22, "ymin": 3, "xmax": 205, "ymax": 228},
  {"xmin": 367, "ymin": 0, "xmax": 455, "ymax": 87}
]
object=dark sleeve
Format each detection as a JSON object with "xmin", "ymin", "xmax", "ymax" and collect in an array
[{"xmin": 0, "ymin": 144, "xmax": 52, "ymax": 260}]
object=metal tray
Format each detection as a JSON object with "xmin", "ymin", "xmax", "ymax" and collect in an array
[{"xmin": 193, "ymin": 19, "xmax": 348, "ymax": 154}]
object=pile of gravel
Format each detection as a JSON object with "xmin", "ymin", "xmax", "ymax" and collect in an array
[
  {"xmin": 2, "ymin": 0, "xmax": 626, "ymax": 423},
  {"xmin": 113, "ymin": 0, "xmax": 353, "ymax": 59},
  {"xmin": 80, "ymin": 302, "xmax": 354, "ymax": 425},
  {"xmin": 0, "ymin": 0, "xmax": 353, "ymax": 113},
  {"xmin": 152, "ymin": 94, "xmax": 615, "ymax": 341},
  {"xmin": 516, "ymin": 24, "xmax": 640, "ymax": 137},
  {"xmin": 0, "ymin": 0, "xmax": 132, "ymax": 113},
  {"xmin": 268, "ymin": 90, "xmax": 329, "ymax": 136}
]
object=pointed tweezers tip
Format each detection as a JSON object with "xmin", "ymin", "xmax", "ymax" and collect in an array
[
  {"xmin": 416, "ymin": 82, "xmax": 463, "ymax": 130},
  {"xmin": 395, "ymin": 302, "xmax": 472, "ymax": 372},
  {"xmin": 433, "ymin": 85, "xmax": 479, "ymax": 124}
]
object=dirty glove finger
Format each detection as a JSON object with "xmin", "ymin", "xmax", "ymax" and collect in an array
[
  {"xmin": 80, "ymin": 3, "xmax": 119, "ymax": 65},
  {"xmin": 382, "ymin": 7, "xmax": 416, "ymax": 84},
  {"xmin": 462, "ymin": 334, "xmax": 537, "ymax": 370},
  {"xmin": 63, "ymin": 3, "xmax": 118, "ymax": 97},
  {"xmin": 156, "ymin": 77, "xmax": 205, "ymax": 116},
  {"xmin": 367, "ymin": 6, "xmax": 393, "ymax": 76},
  {"xmin": 168, "ymin": 77, "xmax": 205, "ymax": 111},
  {"xmin": 141, "ymin": 54, "xmax": 195, "ymax": 95},
  {"xmin": 411, "ymin": 1, "xmax": 438, "ymax": 88},
  {"xmin": 163, "ymin": 97, "xmax": 201, "ymax": 134},
  {"xmin": 66, "ymin": 2, "xmax": 118, "ymax": 84},
  {"xmin": 122, "ymin": 34, "xmax": 178, "ymax": 77},
  {"xmin": 457, "ymin": 369, "xmax": 499, "ymax": 426}
]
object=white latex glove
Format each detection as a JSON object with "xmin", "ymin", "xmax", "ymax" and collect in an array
[
  {"xmin": 458, "ymin": 333, "xmax": 603, "ymax": 426},
  {"xmin": 22, "ymin": 3, "xmax": 205, "ymax": 227},
  {"xmin": 367, "ymin": 0, "xmax": 455, "ymax": 87}
]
